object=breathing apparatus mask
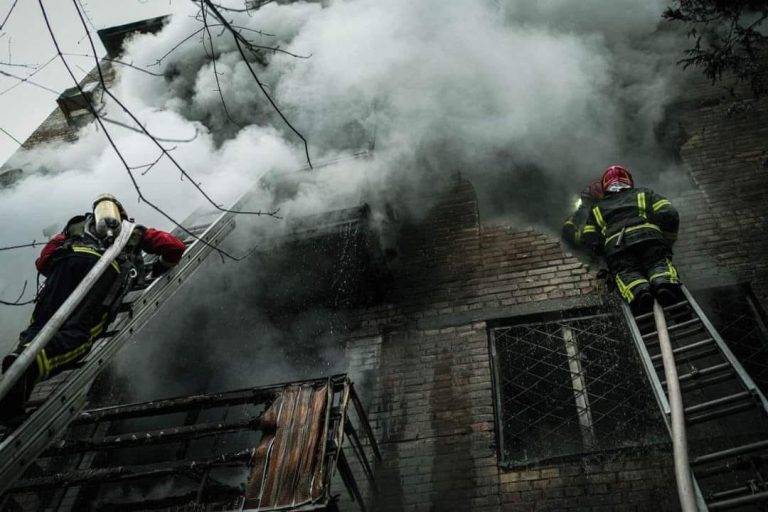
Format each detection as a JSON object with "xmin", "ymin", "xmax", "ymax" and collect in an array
[{"xmin": 93, "ymin": 194, "xmax": 126, "ymax": 242}]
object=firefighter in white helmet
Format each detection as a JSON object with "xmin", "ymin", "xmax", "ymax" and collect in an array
[{"xmin": 0, "ymin": 194, "xmax": 186, "ymax": 422}]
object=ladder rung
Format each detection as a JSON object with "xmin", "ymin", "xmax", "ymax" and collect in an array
[
  {"xmin": 634, "ymin": 300, "xmax": 690, "ymax": 322},
  {"xmin": 693, "ymin": 439, "xmax": 768, "ymax": 466},
  {"xmin": 687, "ymin": 401, "xmax": 755, "ymax": 425},
  {"xmin": 645, "ymin": 326, "xmax": 707, "ymax": 348},
  {"xmin": 680, "ymin": 372, "xmax": 738, "ymax": 393},
  {"xmin": 665, "ymin": 362, "xmax": 733, "ymax": 386},
  {"xmin": 709, "ymin": 485, "xmax": 762, "ymax": 502},
  {"xmin": 650, "ymin": 338, "xmax": 715, "ymax": 363},
  {"xmin": 685, "ymin": 391, "xmax": 752, "ymax": 416},
  {"xmin": 708, "ymin": 489, "xmax": 768, "ymax": 510},
  {"xmin": 642, "ymin": 318, "xmax": 702, "ymax": 340}
]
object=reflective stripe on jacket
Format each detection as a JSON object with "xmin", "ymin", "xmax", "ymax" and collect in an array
[{"xmin": 581, "ymin": 187, "xmax": 679, "ymax": 256}]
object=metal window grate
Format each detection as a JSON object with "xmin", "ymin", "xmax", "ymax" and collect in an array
[{"xmin": 490, "ymin": 308, "xmax": 665, "ymax": 467}]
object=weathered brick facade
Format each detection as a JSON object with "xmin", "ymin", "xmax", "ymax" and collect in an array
[{"xmin": 336, "ymin": 73, "xmax": 768, "ymax": 511}]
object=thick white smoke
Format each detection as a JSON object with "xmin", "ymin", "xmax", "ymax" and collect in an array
[{"xmin": 1, "ymin": 0, "xmax": 687, "ymax": 387}]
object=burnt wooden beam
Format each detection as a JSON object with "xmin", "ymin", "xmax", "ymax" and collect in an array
[
  {"xmin": 73, "ymin": 388, "xmax": 276, "ymax": 425},
  {"xmin": 46, "ymin": 416, "xmax": 263, "ymax": 456},
  {"xmin": 7, "ymin": 450, "xmax": 254, "ymax": 492}
]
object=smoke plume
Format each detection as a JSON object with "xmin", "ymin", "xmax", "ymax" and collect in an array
[{"xmin": 0, "ymin": 0, "xmax": 691, "ymax": 397}]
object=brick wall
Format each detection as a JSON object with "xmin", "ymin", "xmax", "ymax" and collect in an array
[
  {"xmin": 341, "ymin": 179, "xmax": 679, "ymax": 511},
  {"xmin": 341, "ymin": 73, "xmax": 768, "ymax": 511}
]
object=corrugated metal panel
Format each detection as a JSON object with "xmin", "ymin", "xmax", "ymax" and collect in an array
[{"xmin": 245, "ymin": 382, "xmax": 330, "ymax": 510}]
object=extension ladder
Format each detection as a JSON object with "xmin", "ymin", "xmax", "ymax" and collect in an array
[{"xmin": 622, "ymin": 285, "xmax": 768, "ymax": 511}]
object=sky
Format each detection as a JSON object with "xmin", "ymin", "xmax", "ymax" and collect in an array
[{"xmin": 0, "ymin": 0, "xmax": 174, "ymax": 164}]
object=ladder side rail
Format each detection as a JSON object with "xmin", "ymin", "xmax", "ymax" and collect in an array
[
  {"xmin": 0, "ymin": 214, "xmax": 236, "ymax": 493},
  {"xmin": 681, "ymin": 285, "xmax": 768, "ymax": 414},
  {"xmin": 620, "ymin": 302, "xmax": 672, "ymax": 422},
  {"xmin": 653, "ymin": 300, "xmax": 698, "ymax": 512},
  {"xmin": 621, "ymin": 301, "xmax": 707, "ymax": 511},
  {"xmin": 0, "ymin": 220, "xmax": 136, "ymax": 404}
]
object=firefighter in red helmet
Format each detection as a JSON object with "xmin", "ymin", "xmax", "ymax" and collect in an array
[
  {"xmin": 0, "ymin": 194, "xmax": 186, "ymax": 422},
  {"xmin": 579, "ymin": 165, "xmax": 681, "ymax": 311}
]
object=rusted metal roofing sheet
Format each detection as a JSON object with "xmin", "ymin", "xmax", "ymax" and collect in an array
[{"xmin": 246, "ymin": 382, "xmax": 330, "ymax": 509}]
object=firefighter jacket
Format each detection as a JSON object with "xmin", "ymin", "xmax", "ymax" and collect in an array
[
  {"xmin": 562, "ymin": 200, "xmax": 592, "ymax": 248},
  {"xmin": 581, "ymin": 187, "xmax": 679, "ymax": 258},
  {"xmin": 36, "ymin": 215, "xmax": 186, "ymax": 277}
]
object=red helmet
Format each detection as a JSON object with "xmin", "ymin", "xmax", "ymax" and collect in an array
[{"xmin": 601, "ymin": 165, "xmax": 633, "ymax": 192}]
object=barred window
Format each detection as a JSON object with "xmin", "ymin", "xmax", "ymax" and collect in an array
[{"xmin": 489, "ymin": 308, "xmax": 664, "ymax": 467}]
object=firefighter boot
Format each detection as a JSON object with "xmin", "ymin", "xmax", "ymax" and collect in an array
[
  {"xmin": 631, "ymin": 290, "xmax": 654, "ymax": 315},
  {"xmin": 655, "ymin": 282, "xmax": 684, "ymax": 308}
]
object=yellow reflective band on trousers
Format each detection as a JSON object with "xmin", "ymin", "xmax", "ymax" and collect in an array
[
  {"xmin": 592, "ymin": 206, "xmax": 607, "ymax": 235},
  {"xmin": 615, "ymin": 275, "xmax": 648, "ymax": 303},
  {"xmin": 35, "ymin": 313, "xmax": 107, "ymax": 379},
  {"xmin": 71, "ymin": 245, "xmax": 120, "ymax": 273},
  {"xmin": 637, "ymin": 192, "xmax": 647, "ymax": 220},
  {"xmin": 650, "ymin": 259, "xmax": 679, "ymax": 284},
  {"xmin": 653, "ymin": 199, "xmax": 671, "ymax": 212},
  {"xmin": 604, "ymin": 223, "xmax": 661, "ymax": 247}
]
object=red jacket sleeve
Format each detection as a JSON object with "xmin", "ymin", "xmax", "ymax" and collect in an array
[
  {"xmin": 141, "ymin": 228, "xmax": 186, "ymax": 266},
  {"xmin": 36, "ymin": 233, "xmax": 66, "ymax": 275}
]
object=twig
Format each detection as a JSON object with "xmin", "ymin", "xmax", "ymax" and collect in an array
[
  {"xmin": 0, "ymin": 68, "xmax": 60, "ymax": 95},
  {"xmin": 62, "ymin": 53, "xmax": 165, "ymax": 77},
  {"xmin": 0, "ymin": 280, "xmax": 36, "ymax": 306},
  {"xmin": 0, "ymin": 53, "xmax": 56, "ymax": 96},
  {"xmin": 0, "ymin": 125, "xmax": 22, "ymax": 146},
  {"xmin": 0, "ymin": 60, "xmax": 36, "ymax": 69},
  {"xmin": 99, "ymin": 115, "xmax": 199, "ymax": 143},
  {"xmin": 70, "ymin": 0, "xmax": 278, "ymax": 217},
  {"xmin": 150, "ymin": 27, "xmax": 206, "ymax": 66},
  {"xmin": 202, "ymin": 0, "xmax": 313, "ymax": 168},
  {"xmin": 0, "ymin": 241, "xmax": 44, "ymax": 252},
  {"xmin": 0, "ymin": 0, "xmax": 19, "ymax": 32},
  {"xmin": 201, "ymin": 1, "xmax": 238, "ymax": 125}
]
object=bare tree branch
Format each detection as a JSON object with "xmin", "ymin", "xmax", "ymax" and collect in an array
[
  {"xmin": 201, "ymin": 1, "xmax": 239, "ymax": 125},
  {"xmin": 202, "ymin": 0, "xmax": 313, "ymax": 168},
  {"xmin": 0, "ymin": 0, "xmax": 19, "ymax": 32},
  {"xmin": 0, "ymin": 68, "xmax": 59, "ymax": 95},
  {"xmin": 63, "ymin": 53, "xmax": 165, "ymax": 77},
  {"xmin": 36, "ymin": 0, "xmax": 275, "ymax": 263},
  {"xmin": 70, "ymin": 0, "xmax": 277, "ymax": 217},
  {"xmin": 98, "ymin": 114, "xmax": 199, "ymax": 143},
  {"xmin": 0, "ymin": 241, "xmax": 45, "ymax": 252},
  {"xmin": 150, "ymin": 27, "xmax": 206, "ymax": 67},
  {"xmin": 0, "ymin": 124, "xmax": 22, "ymax": 146},
  {"xmin": 0, "ymin": 53, "xmax": 57, "ymax": 96},
  {"xmin": 0, "ymin": 279, "xmax": 36, "ymax": 306}
]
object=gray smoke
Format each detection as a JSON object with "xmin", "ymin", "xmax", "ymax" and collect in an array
[{"xmin": 1, "ymin": 0, "xmax": 692, "ymax": 397}]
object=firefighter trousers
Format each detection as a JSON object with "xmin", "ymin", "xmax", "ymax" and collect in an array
[
  {"xmin": 0, "ymin": 254, "xmax": 118, "ymax": 421},
  {"xmin": 606, "ymin": 241, "xmax": 680, "ymax": 304},
  {"xmin": 8, "ymin": 254, "xmax": 117, "ymax": 382}
]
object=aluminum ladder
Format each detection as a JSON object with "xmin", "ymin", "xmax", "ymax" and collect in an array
[
  {"xmin": 622, "ymin": 285, "xmax": 768, "ymax": 511},
  {"xmin": 0, "ymin": 201, "xmax": 240, "ymax": 493}
]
